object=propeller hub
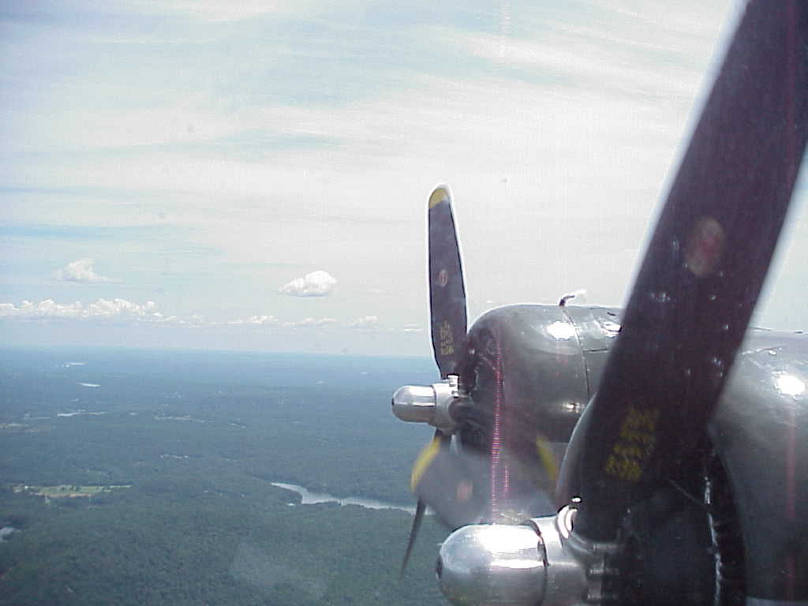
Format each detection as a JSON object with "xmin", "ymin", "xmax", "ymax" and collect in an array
[
  {"xmin": 391, "ymin": 374, "xmax": 463, "ymax": 433},
  {"xmin": 437, "ymin": 523, "xmax": 546, "ymax": 605},
  {"xmin": 437, "ymin": 506, "xmax": 620, "ymax": 605}
]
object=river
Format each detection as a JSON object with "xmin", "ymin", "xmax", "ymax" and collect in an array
[{"xmin": 270, "ymin": 482, "xmax": 416, "ymax": 515}]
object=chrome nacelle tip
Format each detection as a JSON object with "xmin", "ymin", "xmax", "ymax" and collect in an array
[
  {"xmin": 392, "ymin": 384, "xmax": 437, "ymax": 424},
  {"xmin": 437, "ymin": 524, "xmax": 546, "ymax": 605},
  {"xmin": 436, "ymin": 507, "xmax": 618, "ymax": 605},
  {"xmin": 391, "ymin": 375, "xmax": 462, "ymax": 433}
]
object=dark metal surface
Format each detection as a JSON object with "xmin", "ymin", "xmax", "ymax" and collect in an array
[
  {"xmin": 555, "ymin": 323, "xmax": 808, "ymax": 602},
  {"xmin": 562, "ymin": 306, "xmax": 622, "ymax": 398},
  {"xmin": 711, "ymin": 336, "xmax": 808, "ymax": 600},
  {"xmin": 574, "ymin": 0, "xmax": 808, "ymax": 543}
]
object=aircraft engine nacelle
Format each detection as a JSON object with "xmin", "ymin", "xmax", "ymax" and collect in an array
[
  {"xmin": 453, "ymin": 304, "xmax": 620, "ymax": 465},
  {"xmin": 392, "ymin": 304, "xmax": 623, "ymax": 525}
]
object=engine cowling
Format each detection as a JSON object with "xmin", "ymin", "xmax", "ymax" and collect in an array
[{"xmin": 455, "ymin": 304, "xmax": 621, "ymax": 467}]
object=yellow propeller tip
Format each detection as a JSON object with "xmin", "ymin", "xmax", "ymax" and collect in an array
[
  {"xmin": 428, "ymin": 185, "xmax": 451, "ymax": 209},
  {"xmin": 410, "ymin": 436, "xmax": 442, "ymax": 492}
]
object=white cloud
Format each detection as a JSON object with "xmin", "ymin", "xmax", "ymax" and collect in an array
[
  {"xmin": 0, "ymin": 300, "xmax": 372, "ymax": 333},
  {"xmin": 0, "ymin": 298, "xmax": 161, "ymax": 321},
  {"xmin": 348, "ymin": 315, "xmax": 379, "ymax": 330},
  {"xmin": 228, "ymin": 314, "xmax": 279, "ymax": 326},
  {"xmin": 132, "ymin": 0, "xmax": 285, "ymax": 22},
  {"xmin": 54, "ymin": 259, "xmax": 113, "ymax": 283},
  {"xmin": 446, "ymin": 2, "xmax": 729, "ymax": 103},
  {"xmin": 279, "ymin": 270, "xmax": 337, "ymax": 297},
  {"xmin": 121, "ymin": 0, "xmax": 332, "ymax": 23},
  {"xmin": 283, "ymin": 317, "xmax": 336, "ymax": 328}
]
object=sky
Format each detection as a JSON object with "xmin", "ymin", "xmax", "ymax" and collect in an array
[{"xmin": 1, "ymin": 0, "xmax": 806, "ymax": 356}]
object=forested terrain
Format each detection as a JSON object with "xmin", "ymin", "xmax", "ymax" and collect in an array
[{"xmin": 0, "ymin": 348, "xmax": 446, "ymax": 605}]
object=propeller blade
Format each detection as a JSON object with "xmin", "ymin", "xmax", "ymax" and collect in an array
[
  {"xmin": 428, "ymin": 186, "xmax": 467, "ymax": 377},
  {"xmin": 400, "ymin": 428, "xmax": 451, "ymax": 577},
  {"xmin": 410, "ymin": 431, "xmax": 486, "ymax": 527},
  {"xmin": 408, "ymin": 432, "xmax": 555, "ymax": 530},
  {"xmin": 399, "ymin": 498, "xmax": 426, "ymax": 579},
  {"xmin": 574, "ymin": 0, "xmax": 808, "ymax": 543},
  {"xmin": 399, "ymin": 186, "xmax": 468, "ymax": 573}
]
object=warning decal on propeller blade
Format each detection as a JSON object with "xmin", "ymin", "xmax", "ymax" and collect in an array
[
  {"xmin": 603, "ymin": 406, "xmax": 660, "ymax": 482},
  {"xmin": 438, "ymin": 320, "xmax": 455, "ymax": 356}
]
